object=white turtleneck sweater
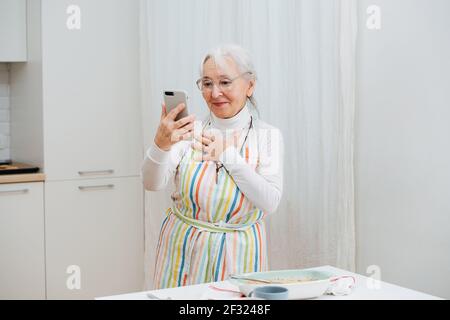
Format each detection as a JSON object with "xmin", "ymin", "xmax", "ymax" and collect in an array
[{"xmin": 141, "ymin": 106, "xmax": 284, "ymax": 214}]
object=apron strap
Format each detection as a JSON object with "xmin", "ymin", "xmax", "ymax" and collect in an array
[{"xmin": 169, "ymin": 206, "xmax": 256, "ymax": 233}]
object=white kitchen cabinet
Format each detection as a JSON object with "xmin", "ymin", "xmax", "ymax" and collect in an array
[
  {"xmin": 10, "ymin": 0, "xmax": 142, "ymax": 181},
  {"xmin": 0, "ymin": 182, "xmax": 45, "ymax": 299},
  {"xmin": 0, "ymin": 0, "xmax": 27, "ymax": 61},
  {"xmin": 41, "ymin": 0, "xmax": 142, "ymax": 181},
  {"xmin": 45, "ymin": 176, "xmax": 144, "ymax": 300},
  {"xmin": 8, "ymin": 0, "xmax": 145, "ymax": 300}
]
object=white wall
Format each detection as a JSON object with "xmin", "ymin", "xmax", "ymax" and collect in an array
[
  {"xmin": 356, "ymin": 0, "xmax": 450, "ymax": 298},
  {"xmin": 0, "ymin": 63, "xmax": 10, "ymax": 161}
]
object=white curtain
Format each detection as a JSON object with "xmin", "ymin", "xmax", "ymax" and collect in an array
[{"xmin": 140, "ymin": 0, "xmax": 357, "ymax": 289}]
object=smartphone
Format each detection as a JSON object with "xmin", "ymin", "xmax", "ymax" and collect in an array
[{"xmin": 163, "ymin": 90, "xmax": 189, "ymax": 121}]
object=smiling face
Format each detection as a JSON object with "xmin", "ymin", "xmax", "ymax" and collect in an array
[{"xmin": 201, "ymin": 57, "xmax": 255, "ymax": 119}]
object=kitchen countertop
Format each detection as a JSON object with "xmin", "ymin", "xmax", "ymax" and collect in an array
[{"xmin": 0, "ymin": 173, "xmax": 46, "ymax": 184}]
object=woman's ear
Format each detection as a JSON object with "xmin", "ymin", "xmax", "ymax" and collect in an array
[{"xmin": 247, "ymin": 80, "xmax": 255, "ymax": 97}]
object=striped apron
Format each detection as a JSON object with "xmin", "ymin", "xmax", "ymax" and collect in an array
[{"xmin": 153, "ymin": 132, "xmax": 268, "ymax": 289}]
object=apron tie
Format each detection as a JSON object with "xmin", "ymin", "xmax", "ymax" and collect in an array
[
  {"xmin": 170, "ymin": 206, "xmax": 256, "ymax": 233},
  {"xmin": 169, "ymin": 206, "xmax": 257, "ymax": 285}
]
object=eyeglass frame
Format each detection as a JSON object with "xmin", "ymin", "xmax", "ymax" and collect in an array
[{"xmin": 196, "ymin": 71, "xmax": 253, "ymax": 92}]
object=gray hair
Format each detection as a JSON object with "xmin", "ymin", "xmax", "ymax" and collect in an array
[{"xmin": 199, "ymin": 44, "xmax": 258, "ymax": 109}]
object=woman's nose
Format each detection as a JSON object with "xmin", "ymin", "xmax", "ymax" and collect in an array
[{"xmin": 211, "ymin": 84, "xmax": 223, "ymax": 98}]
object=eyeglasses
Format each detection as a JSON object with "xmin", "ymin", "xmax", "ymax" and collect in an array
[{"xmin": 196, "ymin": 72, "xmax": 252, "ymax": 92}]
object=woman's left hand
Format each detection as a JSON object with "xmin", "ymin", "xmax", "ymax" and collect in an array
[{"xmin": 192, "ymin": 130, "xmax": 238, "ymax": 162}]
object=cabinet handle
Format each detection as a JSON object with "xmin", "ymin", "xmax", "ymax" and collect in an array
[
  {"xmin": 78, "ymin": 169, "xmax": 114, "ymax": 176},
  {"xmin": 0, "ymin": 188, "xmax": 30, "ymax": 195},
  {"xmin": 78, "ymin": 184, "xmax": 115, "ymax": 191}
]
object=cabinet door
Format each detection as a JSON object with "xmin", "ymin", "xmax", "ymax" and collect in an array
[
  {"xmin": 41, "ymin": 0, "xmax": 142, "ymax": 181},
  {"xmin": 0, "ymin": 183, "xmax": 45, "ymax": 299},
  {"xmin": 45, "ymin": 177, "xmax": 144, "ymax": 299},
  {"xmin": 0, "ymin": 0, "xmax": 26, "ymax": 61}
]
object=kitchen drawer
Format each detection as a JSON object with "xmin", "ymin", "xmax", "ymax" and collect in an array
[
  {"xmin": 45, "ymin": 176, "xmax": 144, "ymax": 299},
  {"xmin": 0, "ymin": 182, "xmax": 45, "ymax": 299}
]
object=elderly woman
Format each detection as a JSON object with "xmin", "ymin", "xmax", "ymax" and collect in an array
[{"xmin": 142, "ymin": 44, "xmax": 284, "ymax": 289}]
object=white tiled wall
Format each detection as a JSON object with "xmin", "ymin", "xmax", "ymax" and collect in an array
[{"xmin": 0, "ymin": 63, "xmax": 11, "ymax": 161}]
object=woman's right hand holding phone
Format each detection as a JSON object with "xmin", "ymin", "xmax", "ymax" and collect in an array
[{"xmin": 154, "ymin": 103, "xmax": 196, "ymax": 151}]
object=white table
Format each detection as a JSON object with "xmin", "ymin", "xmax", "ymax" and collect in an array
[{"xmin": 98, "ymin": 266, "xmax": 442, "ymax": 300}]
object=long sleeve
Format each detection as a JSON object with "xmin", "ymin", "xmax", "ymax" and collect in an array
[
  {"xmin": 141, "ymin": 140, "xmax": 189, "ymax": 191},
  {"xmin": 219, "ymin": 127, "xmax": 284, "ymax": 214}
]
